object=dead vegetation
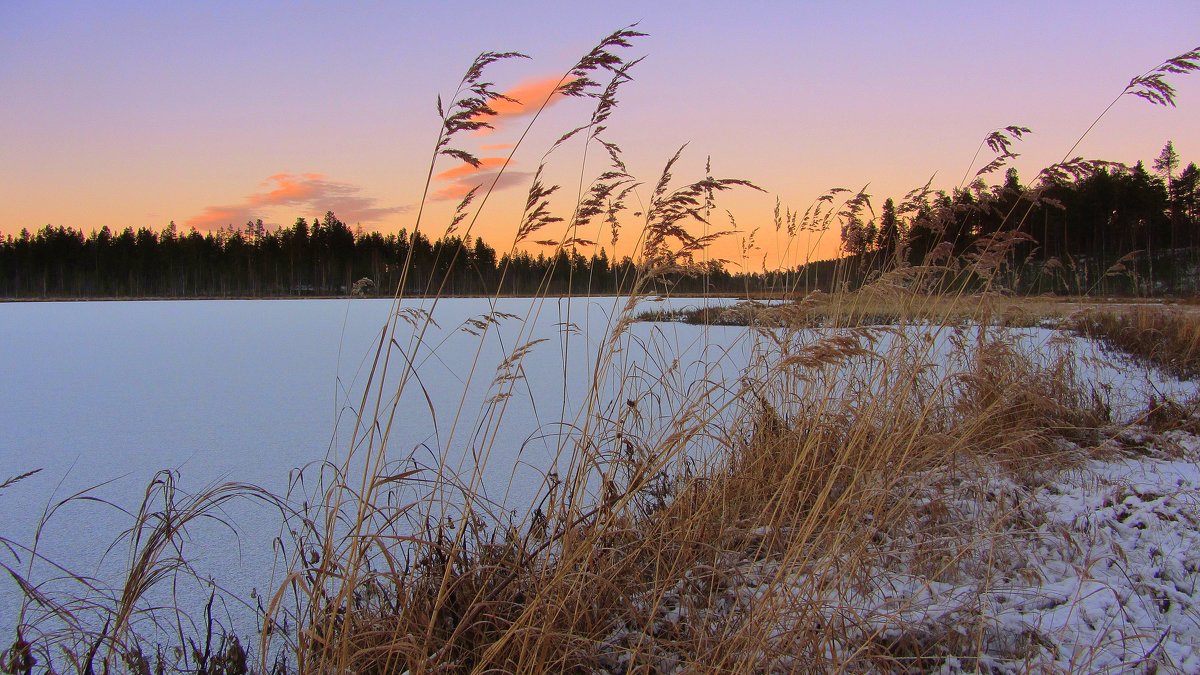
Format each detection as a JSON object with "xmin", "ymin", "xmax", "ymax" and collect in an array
[
  {"xmin": 637, "ymin": 290, "xmax": 1079, "ymax": 329},
  {"xmin": 1071, "ymin": 306, "xmax": 1200, "ymax": 379}
]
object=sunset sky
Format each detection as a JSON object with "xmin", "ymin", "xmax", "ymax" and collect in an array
[{"xmin": 2, "ymin": 1, "xmax": 1198, "ymax": 265}]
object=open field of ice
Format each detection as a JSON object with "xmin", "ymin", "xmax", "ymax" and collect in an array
[
  {"xmin": 0, "ymin": 296, "xmax": 747, "ymax": 639},
  {"xmin": 2, "ymin": 297, "xmax": 1198, "ymax": 668}
]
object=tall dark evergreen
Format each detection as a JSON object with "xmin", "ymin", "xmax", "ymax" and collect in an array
[{"xmin": 876, "ymin": 198, "xmax": 900, "ymax": 264}]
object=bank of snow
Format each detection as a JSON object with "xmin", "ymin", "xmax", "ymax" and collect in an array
[{"xmin": 597, "ymin": 426, "xmax": 1200, "ymax": 673}]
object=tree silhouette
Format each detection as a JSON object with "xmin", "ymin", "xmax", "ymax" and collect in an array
[
  {"xmin": 876, "ymin": 198, "xmax": 901, "ymax": 265},
  {"xmin": 3, "ymin": 146, "xmax": 1199, "ymax": 299}
]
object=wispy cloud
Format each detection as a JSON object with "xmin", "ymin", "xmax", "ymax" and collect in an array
[
  {"xmin": 433, "ymin": 170, "xmax": 533, "ymax": 201},
  {"xmin": 423, "ymin": 72, "xmax": 576, "ymax": 201},
  {"xmin": 433, "ymin": 156, "xmax": 512, "ymax": 181},
  {"xmin": 470, "ymin": 74, "xmax": 576, "ymax": 135},
  {"xmin": 431, "ymin": 155, "xmax": 528, "ymax": 201},
  {"xmin": 187, "ymin": 173, "xmax": 408, "ymax": 230}
]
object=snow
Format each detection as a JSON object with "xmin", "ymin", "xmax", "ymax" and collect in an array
[
  {"xmin": 850, "ymin": 441, "xmax": 1200, "ymax": 672},
  {"xmin": 598, "ymin": 429, "xmax": 1200, "ymax": 673}
]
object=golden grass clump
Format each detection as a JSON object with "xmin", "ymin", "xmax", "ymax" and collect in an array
[
  {"xmin": 638, "ymin": 289, "xmax": 1080, "ymax": 330},
  {"xmin": 255, "ymin": 312, "xmax": 1117, "ymax": 672},
  {"xmin": 1071, "ymin": 306, "xmax": 1200, "ymax": 379}
]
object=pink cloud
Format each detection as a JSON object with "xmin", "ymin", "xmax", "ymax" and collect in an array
[
  {"xmin": 431, "ymin": 155, "xmax": 527, "ymax": 201},
  {"xmin": 480, "ymin": 142, "xmax": 515, "ymax": 151},
  {"xmin": 187, "ymin": 173, "xmax": 408, "ymax": 230},
  {"xmin": 246, "ymin": 172, "xmax": 324, "ymax": 207},
  {"xmin": 432, "ymin": 170, "xmax": 532, "ymax": 201},
  {"xmin": 470, "ymin": 75, "xmax": 577, "ymax": 135},
  {"xmin": 433, "ymin": 156, "xmax": 513, "ymax": 182}
]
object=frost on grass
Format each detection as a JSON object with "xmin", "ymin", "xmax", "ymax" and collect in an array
[{"xmin": 594, "ymin": 429, "xmax": 1200, "ymax": 673}]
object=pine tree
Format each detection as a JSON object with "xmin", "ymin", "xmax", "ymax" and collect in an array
[
  {"xmin": 877, "ymin": 198, "xmax": 901, "ymax": 264},
  {"xmin": 1155, "ymin": 141, "xmax": 1183, "ymax": 250}
]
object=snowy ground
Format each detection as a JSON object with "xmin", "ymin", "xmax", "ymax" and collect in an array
[
  {"xmin": 835, "ymin": 429, "xmax": 1200, "ymax": 672},
  {"xmin": 596, "ymin": 428, "xmax": 1200, "ymax": 673}
]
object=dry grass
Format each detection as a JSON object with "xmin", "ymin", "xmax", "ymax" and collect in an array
[
  {"xmin": 234, "ymin": 289, "xmax": 1122, "ymax": 672},
  {"xmin": 255, "ymin": 319, "xmax": 1114, "ymax": 673},
  {"xmin": 4, "ymin": 30, "xmax": 1199, "ymax": 675},
  {"xmin": 1070, "ymin": 306, "xmax": 1200, "ymax": 379},
  {"xmin": 639, "ymin": 291, "xmax": 1078, "ymax": 329}
]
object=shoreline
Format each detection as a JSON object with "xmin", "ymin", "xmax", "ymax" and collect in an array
[
  {"xmin": 0, "ymin": 291, "xmax": 786, "ymax": 303},
  {"xmin": 0, "ymin": 293, "xmax": 1192, "ymax": 304}
]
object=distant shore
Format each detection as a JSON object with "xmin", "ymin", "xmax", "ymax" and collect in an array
[
  {"xmin": 1, "ymin": 293, "xmax": 1192, "ymax": 305},
  {"xmin": 0, "ymin": 291, "xmax": 787, "ymax": 303}
]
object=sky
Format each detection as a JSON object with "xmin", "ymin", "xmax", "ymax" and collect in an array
[{"xmin": 2, "ymin": 1, "xmax": 1198, "ymax": 265}]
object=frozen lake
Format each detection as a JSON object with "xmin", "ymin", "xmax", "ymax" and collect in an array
[
  {"xmin": 0, "ymin": 296, "xmax": 749, "ymax": 640},
  {"xmin": 2, "ymin": 297, "xmax": 1193, "ymax": 650}
]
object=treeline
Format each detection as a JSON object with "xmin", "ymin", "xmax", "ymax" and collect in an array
[
  {"xmin": 0, "ymin": 211, "xmax": 738, "ymax": 298},
  {"xmin": 6, "ymin": 146, "xmax": 1200, "ymax": 299},
  {"xmin": 821, "ymin": 143, "xmax": 1200, "ymax": 295}
]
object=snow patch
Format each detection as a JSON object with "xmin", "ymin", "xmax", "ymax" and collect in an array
[{"xmin": 595, "ymin": 430, "xmax": 1200, "ymax": 672}]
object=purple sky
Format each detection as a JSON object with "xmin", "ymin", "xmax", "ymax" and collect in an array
[{"xmin": 2, "ymin": 1, "xmax": 1197, "ymax": 262}]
